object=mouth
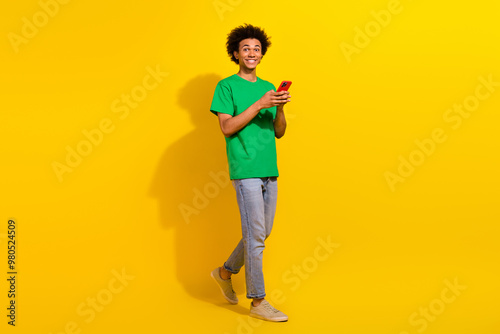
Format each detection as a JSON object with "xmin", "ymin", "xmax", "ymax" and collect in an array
[{"xmin": 245, "ymin": 59, "xmax": 258, "ymax": 64}]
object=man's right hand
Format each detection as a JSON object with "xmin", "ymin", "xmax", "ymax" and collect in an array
[
  {"xmin": 257, "ymin": 90, "xmax": 291, "ymax": 109},
  {"xmin": 218, "ymin": 90, "xmax": 291, "ymax": 138}
]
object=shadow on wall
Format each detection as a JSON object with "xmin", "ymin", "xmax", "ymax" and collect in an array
[{"xmin": 150, "ymin": 73, "xmax": 245, "ymax": 308}]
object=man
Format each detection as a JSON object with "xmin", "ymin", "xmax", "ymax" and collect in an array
[{"xmin": 209, "ymin": 23, "xmax": 291, "ymax": 322}]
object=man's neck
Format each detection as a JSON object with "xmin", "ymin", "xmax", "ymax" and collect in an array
[{"xmin": 237, "ymin": 68, "xmax": 257, "ymax": 82}]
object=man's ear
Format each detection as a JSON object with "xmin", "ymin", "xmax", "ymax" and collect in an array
[{"xmin": 233, "ymin": 51, "xmax": 239, "ymax": 63}]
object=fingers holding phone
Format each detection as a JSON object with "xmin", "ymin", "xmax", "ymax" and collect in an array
[
  {"xmin": 258, "ymin": 90, "xmax": 288, "ymax": 109},
  {"xmin": 275, "ymin": 90, "xmax": 291, "ymax": 105},
  {"xmin": 257, "ymin": 81, "xmax": 292, "ymax": 109},
  {"xmin": 277, "ymin": 80, "xmax": 291, "ymax": 99},
  {"xmin": 276, "ymin": 80, "xmax": 292, "ymax": 107}
]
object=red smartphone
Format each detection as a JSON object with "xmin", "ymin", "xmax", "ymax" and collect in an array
[{"xmin": 277, "ymin": 80, "xmax": 292, "ymax": 92}]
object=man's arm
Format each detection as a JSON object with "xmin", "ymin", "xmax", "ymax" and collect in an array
[
  {"xmin": 217, "ymin": 103, "xmax": 261, "ymax": 138},
  {"xmin": 274, "ymin": 105, "xmax": 287, "ymax": 139},
  {"xmin": 217, "ymin": 90, "xmax": 290, "ymax": 138}
]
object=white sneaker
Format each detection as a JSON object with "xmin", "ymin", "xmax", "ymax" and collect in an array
[
  {"xmin": 250, "ymin": 300, "xmax": 288, "ymax": 322},
  {"xmin": 211, "ymin": 267, "xmax": 238, "ymax": 304}
]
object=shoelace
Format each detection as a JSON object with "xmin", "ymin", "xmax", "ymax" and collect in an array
[
  {"xmin": 263, "ymin": 302, "xmax": 279, "ymax": 313},
  {"xmin": 224, "ymin": 281, "xmax": 235, "ymax": 294}
]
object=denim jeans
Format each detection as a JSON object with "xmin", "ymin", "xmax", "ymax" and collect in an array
[{"xmin": 223, "ymin": 177, "xmax": 278, "ymax": 299}]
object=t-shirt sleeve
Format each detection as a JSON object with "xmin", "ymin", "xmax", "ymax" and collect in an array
[{"xmin": 210, "ymin": 81, "xmax": 234, "ymax": 116}]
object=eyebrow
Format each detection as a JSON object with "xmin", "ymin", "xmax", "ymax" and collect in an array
[{"xmin": 242, "ymin": 44, "xmax": 261, "ymax": 47}]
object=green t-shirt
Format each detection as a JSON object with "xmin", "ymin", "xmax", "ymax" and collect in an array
[{"xmin": 210, "ymin": 74, "xmax": 278, "ymax": 180}]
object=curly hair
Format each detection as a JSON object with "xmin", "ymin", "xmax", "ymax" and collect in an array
[{"xmin": 226, "ymin": 24, "xmax": 271, "ymax": 64}]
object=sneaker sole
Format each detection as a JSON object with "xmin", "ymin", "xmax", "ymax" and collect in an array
[
  {"xmin": 210, "ymin": 271, "xmax": 238, "ymax": 305},
  {"xmin": 249, "ymin": 312, "xmax": 288, "ymax": 322}
]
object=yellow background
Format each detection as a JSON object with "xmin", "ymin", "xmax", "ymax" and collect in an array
[{"xmin": 1, "ymin": 0, "xmax": 499, "ymax": 333}]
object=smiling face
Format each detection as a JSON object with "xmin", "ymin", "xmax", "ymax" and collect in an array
[{"xmin": 233, "ymin": 38, "xmax": 262, "ymax": 71}]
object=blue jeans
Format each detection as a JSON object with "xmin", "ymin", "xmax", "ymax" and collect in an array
[{"xmin": 223, "ymin": 177, "xmax": 278, "ymax": 299}]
